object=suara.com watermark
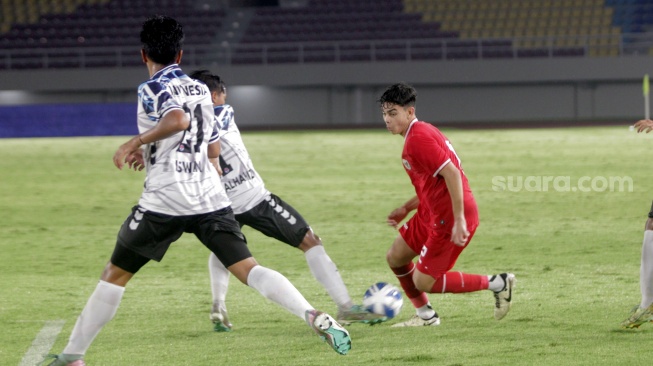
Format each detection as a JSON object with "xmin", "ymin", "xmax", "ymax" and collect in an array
[{"xmin": 491, "ymin": 175, "xmax": 634, "ymax": 192}]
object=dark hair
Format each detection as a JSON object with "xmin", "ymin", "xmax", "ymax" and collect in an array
[
  {"xmin": 140, "ymin": 15, "xmax": 184, "ymax": 65},
  {"xmin": 189, "ymin": 69, "xmax": 226, "ymax": 93},
  {"xmin": 378, "ymin": 82, "xmax": 417, "ymax": 108}
]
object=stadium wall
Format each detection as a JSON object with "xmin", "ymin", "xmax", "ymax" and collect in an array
[{"xmin": 1, "ymin": 56, "xmax": 652, "ymax": 137}]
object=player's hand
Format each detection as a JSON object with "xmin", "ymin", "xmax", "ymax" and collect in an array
[
  {"xmin": 209, "ymin": 157, "xmax": 223, "ymax": 176},
  {"xmin": 450, "ymin": 219, "xmax": 469, "ymax": 247},
  {"xmin": 125, "ymin": 149, "xmax": 145, "ymax": 171},
  {"xmin": 387, "ymin": 207, "xmax": 408, "ymax": 228},
  {"xmin": 113, "ymin": 136, "xmax": 142, "ymax": 170},
  {"xmin": 634, "ymin": 119, "xmax": 653, "ymax": 133}
]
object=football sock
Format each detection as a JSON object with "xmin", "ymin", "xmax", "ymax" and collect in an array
[
  {"xmin": 431, "ymin": 271, "xmax": 489, "ymax": 293},
  {"xmin": 305, "ymin": 245, "xmax": 352, "ymax": 309},
  {"xmin": 208, "ymin": 253, "xmax": 230, "ymax": 308},
  {"xmin": 247, "ymin": 265, "xmax": 312, "ymax": 319},
  {"xmin": 640, "ymin": 230, "xmax": 653, "ymax": 308},
  {"xmin": 63, "ymin": 280, "xmax": 124, "ymax": 355},
  {"xmin": 488, "ymin": 273, "xmax": 507, "ymax": 292},
  {"xmin": 416, "ymin": 304, "xmax": 437, "ymax": 320},
  {"xmin": 391, "ymin": 262, "xmax": 429, "ymax": 308}
]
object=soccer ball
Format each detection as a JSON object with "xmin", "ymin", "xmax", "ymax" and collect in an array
[{"xmin": 362, "ymin": 282, "xmax": 403, "ymax": 319}]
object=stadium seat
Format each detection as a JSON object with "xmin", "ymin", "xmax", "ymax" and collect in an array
[{"xmin": 1, "ymin": 0, "xmax": 652, "ymax": 69}]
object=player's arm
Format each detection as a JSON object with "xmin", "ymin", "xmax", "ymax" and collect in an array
[
  {"xmin": 113, "ymin": 109, "xmax": 189, "ymax": 169},
  {"xmin": 635, "ymin": 119, "xmax": 653, "ymax": 133},
  {"xmin": 439, "ymin": 162, "xmax": 469, "ymax": 246},
  {"xmin": 125, "ymin": 149, "xmax": 145, "ymax": 171},
  {"xmin": 207, "ymin": 141, "xmax": 223, "ymax": 176},
  {"xmin": 387, "ymin": 196, "xmax": 419, "ymax": 228}
]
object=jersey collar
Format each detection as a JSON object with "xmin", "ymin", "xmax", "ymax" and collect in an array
[
  {"xmin": 404, "ymin": 118, "xmax": 419, "ymax": 139},
  {"xmin": 151, "ymin": 63, "xmax": 180, "ymax": 79}
]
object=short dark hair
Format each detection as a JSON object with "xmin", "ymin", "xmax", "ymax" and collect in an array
[
  {"xmin": 189, "ymin": 69, "xmax": 226, "ymax": 93},
  {"xmin": 140, "ymin": 15, "xmax": 184, "ymax": 65},
  {"xmin": 378, "ymin": 82, "xmax": 417, "ymax": 108}
]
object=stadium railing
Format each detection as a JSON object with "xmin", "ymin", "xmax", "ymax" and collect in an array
[{"xmin": 1, "ymin": 32, "xmax": 652, "ymax": 70}]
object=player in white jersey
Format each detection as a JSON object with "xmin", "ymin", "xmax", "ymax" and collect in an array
[
  {"xmin": 43, "ymin": 16, "xmax": 351, "ymax": 366},
  {"xmin": 188, "ymin": 70, "xmax": 386, "ymax": 332},
  {"xmin": 622, "ymin": 118, "xmax": 653, "ymax": 328}
]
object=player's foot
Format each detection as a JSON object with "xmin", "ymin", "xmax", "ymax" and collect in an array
[
  {"xmin": 337, "ymin": 304, "xmax": 388, "ymax": 325},
  {"xmin": 390, "ymin": 313, "xmax": 440, "ymax": 327},
  {"xmin": 305, "ymin": 309, "xmax": 351, "ymax": 355},
  {"xmin": 41, "ymin": 354, "xmax": 86, "ymax": 366},
  {"xmin": 621, "ymin": 304, "xmax": 653, "ymax": 329},
  {"xmin": 493, "ymin": 273, "xmax": 515, "ymax": 320},
  {"xmin": 210, "ymin": 303, "xmax": 232, "ymax": 332}
]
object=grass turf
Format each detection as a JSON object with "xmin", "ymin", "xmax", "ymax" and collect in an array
[{"xmin": 1, "ymin": 126, "xmax": 652, "ymax": 365}]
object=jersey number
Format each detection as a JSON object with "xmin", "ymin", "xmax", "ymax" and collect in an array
[{"xmin": 177, "ymin": 103, "xmax": 206, "ymax": 154}]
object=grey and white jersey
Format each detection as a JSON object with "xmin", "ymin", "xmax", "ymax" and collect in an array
[
  {"xmin": 214, "ymin": 104, "xmax": 269, "ymax": 214},
  {"xmin": 136, "ymin": 64, "xmax": 231, "ymax": 215}
]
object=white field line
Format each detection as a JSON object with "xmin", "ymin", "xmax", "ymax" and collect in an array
[{"xmin": 18, "ymin": 320, "xmax": 65, "ymax": 366}]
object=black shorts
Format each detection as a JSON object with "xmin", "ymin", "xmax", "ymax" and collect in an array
[
  {"xmin": 112, "ymin": 205, "xmax": 251, "ymax": 273},
  {"xmin": 235, "ymin": 193, "xmax": 310, "ymax": 247}
]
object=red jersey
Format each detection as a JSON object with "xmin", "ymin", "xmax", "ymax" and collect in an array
[{"xmin": 402, "ymin": 120, "xmax": 478, "ymax": 231}]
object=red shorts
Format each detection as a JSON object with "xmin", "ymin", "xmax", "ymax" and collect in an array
[{"xmin": 399, "ymin": 210, "xmax": 478, "ymax": 279}]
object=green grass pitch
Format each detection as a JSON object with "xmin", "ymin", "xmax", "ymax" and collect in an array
[{"xmin": 2, "ymin": 126, "xmax": 653, "ymax": 365}]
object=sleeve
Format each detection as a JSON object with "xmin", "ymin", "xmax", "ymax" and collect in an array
[
  {"xmin": 214, "ymin": 105, "xmax": 235, "ymax": 139},
  {"xmin": 208, "ymin": 116, "xmax": 220, "ymax": 144},
  {"xmin": 140, "ymin": 81, "xmax": 183, "ymax": 122},
  {"xmin": 409, "ymin": 128, "xmax": 451, "ymax": 177}
]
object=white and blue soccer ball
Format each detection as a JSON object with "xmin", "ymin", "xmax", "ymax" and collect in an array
[{"xmin": 363, "ymin": 282, "xmax": 403, "ymax": 319}]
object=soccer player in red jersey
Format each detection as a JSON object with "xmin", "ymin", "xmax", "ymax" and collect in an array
[{"xmin": 378, "ymin": 82, "xmax": 515, "ymax": 326}]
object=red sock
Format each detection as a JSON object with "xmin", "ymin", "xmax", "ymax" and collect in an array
[
  {"xmin": 431, "ymin": 271, "xmax": 489, "ymax": 294},
  {"xmin": 391, "ymin": 262, "xmax": 429, "ymax": 308}
]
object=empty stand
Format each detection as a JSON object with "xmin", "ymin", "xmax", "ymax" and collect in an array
[
  {"xmin": 0, "ymin": 0, "xmax": 226, "ymax": 68},
  {"xmin": 1, "ymin": 0, "xmax": 653, "ymax": 69}
]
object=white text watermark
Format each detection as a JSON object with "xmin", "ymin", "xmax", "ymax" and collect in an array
[{"xmin": 491, "ymin": 176, "xmax": 634, "ymax": 192}]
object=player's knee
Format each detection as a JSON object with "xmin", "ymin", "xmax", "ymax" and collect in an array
[
  {"xmin": 229, "ymin": 257, "xmax": 258, "ymax": 284},
  {"xmin": 100, "ymin": 261, "xmax": 134, "ymax": 286},
  {"xmin": 299, "ymin": 229, "xmax": 321, "ymax": 251},
  {"xmin": 385, "ymin": 249, "xmax": 396, "ymax": 266},
  {"xmin": 386, "ymin": 237, "xmax": 414, "ymax": 268},
  {"xmin": 386, "ymin": 247, "xmax": 406, "ymax": 268},
  {"xmin": 413, "ymin": 274, "xmax": 437, "ymax": 293}
]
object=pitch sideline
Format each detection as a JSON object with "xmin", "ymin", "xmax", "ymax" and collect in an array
[{"xmin": 18, "ymin": 320, "xmax": 65, "ymax": 366}]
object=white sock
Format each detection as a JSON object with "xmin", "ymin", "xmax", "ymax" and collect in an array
[
  {"xmin": 640, "ymin": 230, "xmax": 653, "ymax": 308},
  {"xmin": 487, "ymin": 274, "xmax": 505, "ymax": 292},
  {"xmin": 63, "ymin": 280, "xmax": 125, "ymax": 355},
  {"xmin": 416, "ymin": 304, "xmax": 436, "ymax": 319},
  {"xmin": 246, "ymin": 265, "xmax": 313, "ymax": 319},
  {"xmin": 305, "ymin": 245, "xmax": 352, "ymax": 309},
  {"xmin": 208, "ymin": 253, "xmax": 230, "ymax": 309}
]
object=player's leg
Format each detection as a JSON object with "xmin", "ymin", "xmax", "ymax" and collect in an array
[
  {"xmin": 201, "ymin": 226, "xmax": 311, "ymax": 319},
  {"xmin": 621, "ymin": 202, "xmax": 653, "ymax": 329},
  {"xmin": 196, "ymin": 209, "xmax": 351, "ymax": 355},
  {"xmin": 640, "ymin": 216, "xmax": 653, "ymax": 309},
  {"xmin": 46, "ymin": 247, "xmax": 150, "ymax": 366},
  {"xmin": 208, "ymin": 252, "xmax": 232, "ymax": 331},
  {"xmin": 387, "ymin": 216, "xmax": 439, "ymax": 327},
  {"xmin": 238, "ymin": 194, "xmax": 383, "ymax": 324},
  {"xmin": 45, "ymin": 206, "xmax": 183, "ymax": 365},
  {"xmin": 387, "ymin": 235, "xmax": 440, "ymax": 327},
  {"xmin": 207, "ymin": 218, "xmax": 244, "ymax": 331},
  {"xmin": 414, "ymin": 228, "xmax": 515, "ymax": 320},
  {"xmin": 299, "ymin": 228, "xmax": 385, "ymax": 324}
]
